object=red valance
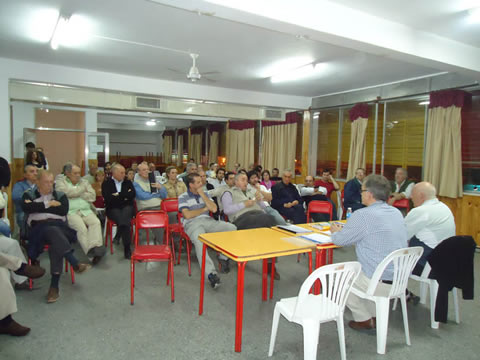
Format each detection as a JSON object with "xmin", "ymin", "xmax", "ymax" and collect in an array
[
  {"xmin": 162, "ymin": 130, "xmax": 175, "ymax": 138},
  {"xmin": 208, "ymin": 123, "xmax": 224, "ymax": 134},
  {"xmin": 228, "ymin": 120, "xmax": 257, "ymax": 130},
  {"xmin": 177, "ymin": 129, "xmax": 188, "ymax": 136},
  {"xmin": 429, "ymin": 89, "xmax": 470, "ymax": 109},
  {"xmin": 349, "ymin": 103, "xmax": 369, "ymax": 122},
  {"xmin": 190, "ymin": 127, "xmax": 204, "ymax": 135},
  {"xmin": 262, "ymin": 111, "xmax": 300, "ymax": 127}
]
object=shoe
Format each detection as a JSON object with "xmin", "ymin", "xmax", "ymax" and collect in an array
[
  {"xmin": 14, "ymin": 282, "xmax": 31, "ymax": 291},
  {"xmin": 348, "ymin": 318, "xmax": 376, "ymax": 331},
  {"xmin": 91, "ymin": 256, "xmax": 103, "ymax": 265},
  {"xmin": 406, "ymin": 292, "xmax": 421, "ymax": 305},
  {"xmin": 208, "ymin": 273, "xmax": 221, "ymax": 289},
  {"xmin": 218, "ymin": 258, "xmax": 230, "ymax": 274},
  {"xmin": 124, "ymin": 247, "xmax": 132, "ymax": 260},
  {"xmin": 0, "ymin": 319, "xmax": 30, "ymax": 336},
  {"xmin": 20, "ymin": 264, "xmax": 46, "ymax": 279},
  {"xmin": 47, "ymin": 287, "xmax": 59, "ymax": 303},
  {"xmin": 267, "ymin": 263, "xmax": 280, "ymax": 280},
  {"xmin": 73, "ymin": 263, "xmax": 91, "ymax": 273}
]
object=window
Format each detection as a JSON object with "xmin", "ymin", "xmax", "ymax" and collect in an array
[
  {"xmin": 462, "ymin": 90, "xmax": 480, "ymax": 190},
  {"xmin": 382, "ymin": 99, "xmax": 425, "ymax": 182},
  {"xmin": 316, "ymin": 109, "xmax": 339, "ymax": 176}
]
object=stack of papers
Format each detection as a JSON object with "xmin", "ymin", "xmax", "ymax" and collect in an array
[
  {"xmin": 300, "ymin": 233, "xmax": 332, "ymax": 244},
  {"xmin": 310, "ymin": 223, "xmax": 330, "ymax": 231},
  {"xmin": 277, "ymin": 225, "xmax": 312, "ymax": 234}
]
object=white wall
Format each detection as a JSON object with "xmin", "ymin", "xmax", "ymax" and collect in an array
[
  {"xmin": 0, "ymin": 56, "xmax": 311, "ymax": 161},
  {"xmin": 102, "ymin": 129, "xmax": 163, "ymax": 157}
]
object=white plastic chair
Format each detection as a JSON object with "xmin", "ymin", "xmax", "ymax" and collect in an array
[
  {"xmin": 393, "ymin": 262, "xmax": 460, "ymax": 329},
  {"xmin": 350, "ymin": 247, "xmax": 423, "ymax": 355},
  {"xmin": 336, "ymin": 191, "xmax": 343, "ymax": 220},
  {"xmin": 268, "ymin": 261, "xmax": 361, "ymax": 360}
]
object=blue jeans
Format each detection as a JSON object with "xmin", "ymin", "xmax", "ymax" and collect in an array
[{"xmin": 0, "ymin": 220, "xmax": 11, "ymax": 237}]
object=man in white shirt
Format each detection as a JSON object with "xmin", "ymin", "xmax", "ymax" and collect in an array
[
  {"xmin": 405, "ymin": 182, "xmax": 455, "ymax": 273},
  {"xmin": 299, "ymin": 175, "xmax": 333, "ymax": 221},
  {"xmin": 207, "ymin": 168, "xmax": 226, "ymax": 189},
  {"xmin": 388, "ymin": 168, "xmax": 415, "ymax": 206}
]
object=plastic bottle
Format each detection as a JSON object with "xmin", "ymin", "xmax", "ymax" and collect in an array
[{"xmin": 346, "ymin": 207, "xmax": 352, "ymax": 219}]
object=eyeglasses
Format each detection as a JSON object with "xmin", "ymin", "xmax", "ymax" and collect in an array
[{"xmin": 361, "ymin": 189, "xmax": 368, "ymax": 193}]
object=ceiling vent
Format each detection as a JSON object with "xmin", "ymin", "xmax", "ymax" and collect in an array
[
  {"xmin": 135, "ymin": 96, "xmax": 162, "ymax": 110},
  {"xmin": 263, "ymin": 108, "xmax": 284, "ymax": 120}
]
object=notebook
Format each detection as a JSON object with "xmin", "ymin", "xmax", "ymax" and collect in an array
[
  {"xmin": 276, "ymin": 225, "xmax": 312, "ymax": 234},
  {"xmin": 300, "ymin": 233, "xmax": 332, "ymax": 244}
]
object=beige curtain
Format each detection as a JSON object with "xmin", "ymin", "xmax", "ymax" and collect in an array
[
  {"xmin": 176, "ymin": 134, "xmax": 183, "ymax": 167},
  {"xmin": 163, "ymin": 135, "xmax": 172, "ymax": 164},
  {"xmin": 189, "ymin": 133, "xmax": 202, "ymax": 165},
  {"xmin": 226, "ymin": 128, "xmax": 254, "ymax": 171},
  {"xmin": 261, "ymin": 122, "xmax": 297, "ymax": 174},
  {"xmin": 424, "ymin": 106, "xmax": 463, "ymax": 198},
  {"xmin": 208, "ymin": 131, "xmax": 219, "ymax": 165},
  {"xmin": 346, "ymin": 117, "xmax": 368, "ymax": 180}
]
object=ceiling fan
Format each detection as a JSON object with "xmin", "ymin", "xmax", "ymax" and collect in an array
[{"xmin": 168, "ymin": 53, "xmax": 219, "ymax": 83}]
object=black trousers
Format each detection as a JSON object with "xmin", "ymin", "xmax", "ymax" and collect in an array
[
  {"xmin": 42, "ymin": 226, "xmax": 73, "ymax": 274},
  {"xmin": 107, "ymin": 206, "xmax": 134, "ymax": 248},
  {"xmin": 277, "ymin": 205, "xmax": 306, "ymax": 224}
]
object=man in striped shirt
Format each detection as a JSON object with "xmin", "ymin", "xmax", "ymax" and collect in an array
[
  {"xmin": 178, "ymin": 173, "xmax": 236, "ymax": 288},
  {"xmin": 331, "ymin": 174, "xmax": 407, "ymax": 331}
]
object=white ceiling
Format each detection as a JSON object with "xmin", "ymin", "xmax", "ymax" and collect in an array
[{"xmin": 0, "ymin": 0, "xmax": 479, "ymax": 99}]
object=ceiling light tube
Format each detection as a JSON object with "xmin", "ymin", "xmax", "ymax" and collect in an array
[
  {"xmin": 270, "ymin": 63, "xmax": 325, "ymax": 83},
  {"xmin": 146, "ymin": 120, "xmax": 156, "ymax": 126},
  {"xmin": 50, "ymin": 15, "xmax": 70, "ymax": 50}
]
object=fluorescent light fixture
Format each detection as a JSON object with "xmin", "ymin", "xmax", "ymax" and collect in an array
[
  {"xmin": 50, "ymin": 15, "xmax": 70, "ymax": 49},
  {"xmin": 419, "ymin": 101, "xmax": 430, "ymax": 106},
  {"xmin": 146, "ymin": 120, "xmax": 156, "ymax": 126},
  {"xmin": 468, "ymin": 7, "xmax": 480, "ymax": 23},
  {"xmin": 258, "ymin": 56, "xmax": 313, "ymax": 78},
  {"xmin": 271, "ymin": 63, "xmax": 326, "ymax": 83},
  {"xmin": 27, "ymin": 8, "xmax": 60, "ymax": 42}
]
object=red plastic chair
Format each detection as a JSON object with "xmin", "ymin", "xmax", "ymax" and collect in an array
[
  {"xmin": 29, "ymin": 245, "xmax": 75, "ymax": 290},
  {"xmin": 306, "ymin": 201, "xmax": 333, "ymax": 222},
  {"xmin": 131, "ymin": 210, "xmax": 174, "ymax": 305},
  {"xmin": 104, "ymin": 207, "xmax": 137, "ymax": 254},
  {"xmin": 175, "ymin": 212, "xmax": 192, "ymax": 276},
  {"xmin": 393, "ymin": 198, "xmax": 411, "ymax": 213}
]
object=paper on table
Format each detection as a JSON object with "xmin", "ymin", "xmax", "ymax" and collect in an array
[
  {"xmin": 310, "ymin": 222, "xmax": 330, "ymax": 230},
  {"xmin": 277, "ymin": 225, "xmax": 312, "ymax": 234},
  {"xmin": 300, "ymin": 233, "xmax": 332, "ymax": 244},
  {"xmin": 320, "ymin": 230, "xmax": 332, "ymax": 235}
]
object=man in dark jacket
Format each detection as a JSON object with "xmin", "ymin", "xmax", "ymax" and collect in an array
[
  {"xmin": 102, "ymin": 164, "xmax": 136, "ymax": 259},
  {"xmin": 22, "ymin": 170, "xmax": 90, "ymax": 304},
  {"xmin": 344, "ymin": 168, "xmax": 366, "ymax": 212},
  {"xmin": 271, "ymin": 169, "xmax": 306, "ymax": 224}
]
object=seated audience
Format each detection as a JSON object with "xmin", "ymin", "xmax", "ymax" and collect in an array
[
  {"xmin": 330, "ymin": 174, "xmax": 407, "ymax": 331},
  {"xmin": 25, "ymin": 150, "xmax": 45, "ymax": 169},
  {"xmin": 208, "ymin": 168, "xmax": 226, "ymax": 189},
  {"xmin": 233, "ymin": 163, "xmax": 241, "ymax": 174},
  {"xmin": 247, "ymin": 171, "xmax": 286, "ymax": 226},
  {"xmin": 344, "ymin": 168, "xmax": 366, "ymax": 212},
  {"xmin": 56, "ymin": 164, "xmax": 106, "ymax": 264},
  {"xmin": 35, "ymin": 147, "xmax": 49, "ymax": 170},
  {"xmin": 163, "ymin": 166, "xmax": 187, "ymax": 198},
  {"xmin": 300, "ymin": 175, "xmax": 337, "ymax": 221},
  {"xmin": 131, "ymin": 162, "xmax": 138, "ymax": 173},
  {"xmin": 260, "ymin": 170, "xmax": 275, "ymax": 190},
  {"xmin": 22, "ymin": 170, "xmax": 91, "ymax": 303},
  {"xmin": 270, "ymin": 167, "xmax": 281, "ymax": 181},
  {"xmin": 206, "ymin": 163, "xmax": 218, "ymax": 178},
  {"xmin": 178, "ymin": 162, "xmax": 197, "ymax": 183},
  {"xmin": 178, "ymin": 173, "xmax": 236, "ymax": 288},
  {"xmin": 126, "ymin": 168, "xmax": 135, "ymax": 182},
  {"xmin": 209, "ymin": 172, "xmax": 235, "ymax": 215},
  {"xmin": 388, "ymin": 167, "xmax": 414, "ymax": 206},
  {"xmin": 103, "ymin": 162, "xmax": 112, "ymax": 178},
  {"xmin": 314, "ymin": 168, "xmax": 340, "ymax": 199},
  {"xmin": 0, "ymin": 252, "xmax": 45, "ymax": 336},
  {"xmin": 0, "ymin": 235, "xmax": 29, "ymax": 289},
  {"xmin": 133, "ymin": 163, "xmax": 168, "ymax": 244},
  {"xmin": 271, "ymin": 169, "xmax": 306, "ymax": 224},
  {"xmin": 12, "ymin": 165, "xmax": 38, "ymax": 236},
  {"xmin": 102, "ymin": 164, "xmax": 136, "ymax": 259},
  {"xmin": 91, "ymin": 170, "xmax": 106, "ymax": 208},
  {"xmin": 82, "ymin": 163, "xmax": 98, "ymax": 184},
  {"xmin": 148, "ymin": 162, "xmax": 160, "ymax": 177}
]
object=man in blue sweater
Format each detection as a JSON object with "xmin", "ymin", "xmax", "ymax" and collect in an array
[{"xmin": 12, "ymin": 165, "xmax": 38, "ymax": 236}]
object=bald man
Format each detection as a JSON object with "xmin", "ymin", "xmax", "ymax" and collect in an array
[
  {"xmin": 102, "ymin": 164, "xmax": 136, "ymax": 259},
  {"xmin": 405, "ymin": 182, "xmax": 455, "ymax": 275}
]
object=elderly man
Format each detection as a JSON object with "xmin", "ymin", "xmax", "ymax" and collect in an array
[
  {"xmin": 178, "ymin": 162, "xmax": 197, "ymax": 183},
  {"xmin": 22, "ymin": 170, "xmax": 91, "ymax": 303},
  {"xmin": 208, "ymin": 168, "xmax": 226, "ymax": 189},
  {"xmin": 178, "ymin": 173, "xmax": 236, "ymax": 288},
  {"xmin": 247, "ymin": 170, "xmax": 287, "ymax": 226},
  {"xmin": 206, "ymin": 163, "xmax": 218, "ymax": 178},
  {"xmin": 388, "ymin": 168, "xmax": 415, "ymax": 206},
  {"xmin": 12, "ymin": 165, "xmax": 38, "ymax": 236},
  {"xmin": 82, "ymin": 163, "xmax": 98, "ymax": 184},
  {"xmin": 133, "ymin": 162, "xmax": 168, "ymax": 243},
  {"xmin": 271, "ymin": 169, "xmax": 306, "ymax": 224},
  {"xmin": 209, "ymin": 171, "xmax": 235, "ymax": 216},
  {"xmin": 0, "ymin": 252, "xmax": 45, "ymax": 336},
  {"xmin": 163, "ymin": 166, "xmax": 187, "ymax": 198},
  {"xmin": 406, "ymin": 182, "xmax": 455, "ymax": 274},
  {"xmin": 56, "ymin": 164, "xmax": 105, "ymax": 264},
  {"xmin": 330, "ymin": 174, "xmax": 407, "ymax": 330},
  {"xmin": 102, "ymin": 164, "xmax": 136, "ymax": 259},
  {"xmin": 344, "ymin": 168, "xmax": 366, "ymax": 212}
]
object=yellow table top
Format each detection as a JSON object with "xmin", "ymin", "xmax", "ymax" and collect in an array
[
  {"xmin": 198, "ymin": 227, "xmax": 315, "ymax": 262},
  {"xmin": 271, "ymin": 221, "xmax": 346, "ymax": 249}
]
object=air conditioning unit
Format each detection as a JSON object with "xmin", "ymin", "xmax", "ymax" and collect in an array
[
  {"xmin": 262, "ymin": 108, "xmax": 284, "ymax": 121},
  {"xmin": 135, "ymin": 96, "xmax": 163, "ymax": 110}
]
